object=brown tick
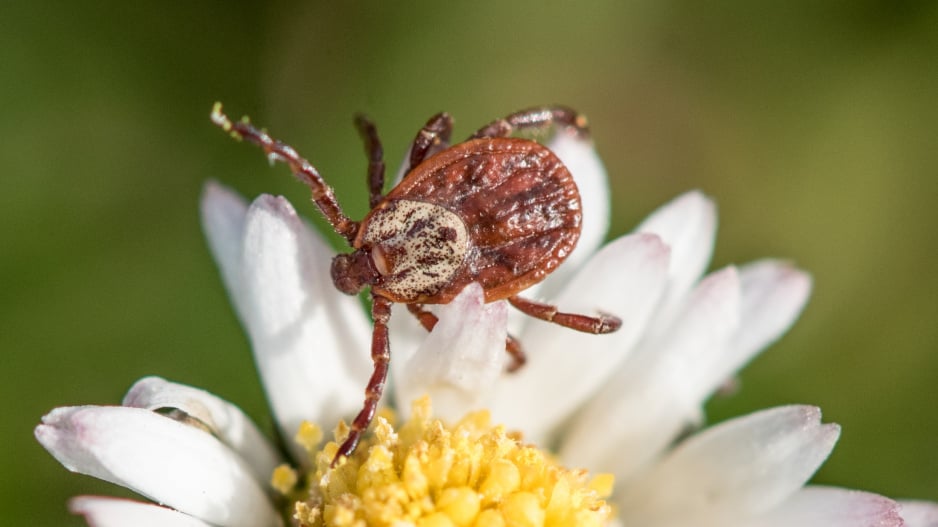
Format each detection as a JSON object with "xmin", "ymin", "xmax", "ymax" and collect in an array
[{"xmin": 211, "ymin": 103, "xmax": 622, "ymax": 464}]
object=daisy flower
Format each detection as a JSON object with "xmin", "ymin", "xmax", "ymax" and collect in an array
[{"xmin": 36, "ymin": 122, "xmax": 934, "ymax": 527}]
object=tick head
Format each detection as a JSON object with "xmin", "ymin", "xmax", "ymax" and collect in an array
[{"xmin": 331, "ymin": 250, "xmax": 380, "ymax": 295}]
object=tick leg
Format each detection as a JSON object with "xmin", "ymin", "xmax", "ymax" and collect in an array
[
  {"xmin": 354, "ymin": 114, "xmax": 386, "ymax": 209},
  {"xmin": 470, "ymin": 106, "xmax": 590, "ymax": 141},
  {"xmin": 211, "ymin": 103, "xmax": 359, "ymax": 243},
  {"xmin": 508, "ymin": 295, "xmax": 621, "ymax": 334},
  {"xmin": 406, "ymin": 112, "xmax": 454, "ymax": 174},
  {"xmin": 407, "ymin": 303, "xmax": 527, "ymax": 372},
  {"xmin": 407, "ymin": 303, "xmax": 438, "ymax": 332},
  {"xmin": 505, "ymin": 334, "xmax": 526, "ymax": 372},
  {"xmin": 332, "ymin": 295, "xmax": 393, "ymax": 466}
]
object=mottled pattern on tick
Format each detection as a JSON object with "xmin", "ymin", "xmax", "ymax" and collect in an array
[
  {"xmin": 358, "ymin": 200, "xmax": 470, "ymax": 301},
  {"xmin": 373, "ymin": 137, "xmax": 581, "ymax": 303}
]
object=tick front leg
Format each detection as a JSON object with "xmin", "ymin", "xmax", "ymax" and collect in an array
[
  {"xmin": 508, "ymin": 295, "xmax": 621, "ymax": 334},
  {"xmin": 354, "ymin": 114, "xmax": 386, "ymax": 209},
  {"xmin": 211, "ymin": 103, "xmax": 359, "ymax": 243},
  {"xmin": 407, "ymin": 303, "xmax": 527, "ymax": 372},
  {"xmin": 470, "ymin": 106, "xmax": 591, "ymax": 141},
  {"xmin": 332, "ymin": 295, "xmax": 393, "ymax": 466},
  {"xmin": 406, "ymin": 112, "xmax": 454, "ymax": 174}
]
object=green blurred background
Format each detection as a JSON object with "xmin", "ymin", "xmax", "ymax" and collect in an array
[{"xmin": 2, "ymin": 2, "xmax": 936, "ymax": 524}]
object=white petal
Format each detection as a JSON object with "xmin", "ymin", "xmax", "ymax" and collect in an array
[
  {"xmin": 901, "ymin": 500, "xmax": 938, "ymax": 527},
  {"xmin": 490, "ymin": 233, "xmax": 669, "ymax": 442},
  {"xmin": 394, "ymin": 283, "xmax": 506, "ymax": 421},
  {"xmin": 634, "ymin": 191, "xmax": 717, "ymax": 339},
  {"xmin": 617, "ymin": 406, "xmax": 840, "ymax": 526},
  {"xmin": 298, "ymin": 214, "xmax": 375, "ymax": 378},
  {"xmin": 70, "ymin": 496, "xmax": 213, "ymax": 527},
  {"xmin": 388, "ymin": 301, "xmax": 438, "ymax": 407},
  {"xmin": 202, "ymin": 182, "xmax": 370, "ymax": 460},
  {"xmin": 238, "ymin": 194, "xmax": 371, "ymax": 462},
  {"xmin": 201, "ymin": 181, "xmax": 250, "ymax": 315},
  {"xmin": 123, "ymin": 376, "xmax": 282, "ymax": 485},
  {"xmin": 239, "ymin": 194, "xmax": 320, "ymax": 336},
  {"xmin": 748, "ymin": 487, "xmax": 904, "ymax": 527},
  {"xmin": 561, "ymin": 267, "xmax": 740, "ymax": 477},
  {"xmin": 531, "ymin": 133, "xmax": 611, "ymax": 300},
  {"xmin": 36, "ymin": 406, "xmax": 280, "ymax": 527},
  {"xmin": 388, "ymin": 302, "xmax": 431, "ymax": 376},
  {"xmin": 711, "ymin": 260, "xmax": 812, "ymax": 388}
]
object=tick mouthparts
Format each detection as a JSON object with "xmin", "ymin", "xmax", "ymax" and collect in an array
[{"xmin": 331, "ymin": 251, "xmax": 380, "ymax": 295}]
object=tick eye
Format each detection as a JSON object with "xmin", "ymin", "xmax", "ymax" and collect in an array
[{"xmin": 371, "ymin": 245, "xmax": 391, "ymax": 276}]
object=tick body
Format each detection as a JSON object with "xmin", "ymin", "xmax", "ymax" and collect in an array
[
  {"xmin": 345, "ymin": 138, "xmax": 580, "ymax": 304},
  {"xmin": 211, "ymin": 104, "xmax": 621, "ymax": 465}
]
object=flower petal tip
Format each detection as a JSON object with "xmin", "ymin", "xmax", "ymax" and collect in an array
[
  {"xmin": 841, "ymin": 490, "xmax": 906, "ymax": 527},
  {"xmin": 633, "ymin": 231, "xmax": 671, "ymax": 256},
  {"xmin": 396, "ymin": 283, "xmax": 507, "ymax": 420},
  {"xmin": 796, "ymin": 404, "xmax": 822, "ymax": 424},
  {"xmin": 452, "ymin": 282, "xmax": 487, "ymax": 310},
  {"xmin": 121, "ymin": 376, "xmax": 167, "ymax": 407},
  {"xmin": 820, "ymin": 422, "xmax": 842, "ymax": 445},
  {"xmin": 546, "ymin": 128, "xmax": 597, "ymax": 158},
  {"xmin": 900, "ymin": 500, "xmax": 938, "ymax": 527},
  {"xmin": 200, "ymin": 180, "xmax": 248, "ymax": 219},
  {"xmin": 36, "ymin": 405, "xmax": 82, "ymax": 433},
  {"xmin": 696, "ymin": 265, "xmax": 742, "ymax": 307},
  {"xmin": 744, "ymin": 259, "xmax": 814, "ymax": 296},
  {"xmin": 794, "ymin": 405, "xmax": 842, "ymax": 448},
  {"xmin": 200, "ymin": 178, "xmax": 229, "ymax": 201},
  {"xmin": 35, "ymin": 406, "xmax": 100, "ymax": 475},
  {"xmin": 663, "ymin": 189, "xmax": 716, "ymax": 221},
  {"xmin": 249, "ymin": 192, "xmax": 300, "ymax": 221},
  {"xmin": 200, "ymin": 178, "xmax": 227, "ymax": 199},
  {"xmin": 778, "ymin": 488, "xmax": 905, "ymax": 527}
]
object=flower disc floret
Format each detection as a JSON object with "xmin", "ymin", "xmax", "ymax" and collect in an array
[{"xmin": 281, "ymin": 397, "xmax": 613, "ymax": 527}]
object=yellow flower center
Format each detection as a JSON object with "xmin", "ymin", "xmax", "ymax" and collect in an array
[{"xmin": 272, "ymin": 396, "xmax": 614, "ymax": 527}]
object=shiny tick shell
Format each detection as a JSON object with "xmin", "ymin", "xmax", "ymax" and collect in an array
[{"xmin": 356, "ymin": 137, "xmax": 581, "ymax": 304}]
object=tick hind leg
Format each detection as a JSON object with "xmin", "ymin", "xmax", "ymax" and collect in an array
[
  {"xmin": 406, "ymin": 303, "xmax": 438, "ymax": 332},
  {"xmin": 508, "ymin": 295, "xmax": 621, "ymax": 334},
  {"xmin": 333, "ymin": 295, "xmax": 393, "ymax": 466},
  {"xmin": 354, "ymin": 115, "xmax": 386, "ymax": 209},
  {"xmin": 404, "ymin": 112, "xmax": 454, "ymax": 174},
  {"xmin": 504, "ymin": 335, "xmax": 526, "ymax": 372},
  {"xmin": 470, "ymin": 106, "xmax": 591, "ymax": 141},
  {"xmin": 406, "ymin": 303, "xmax": 527, "ymax": 372}
]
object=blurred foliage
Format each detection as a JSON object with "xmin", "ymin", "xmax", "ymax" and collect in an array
[{"xmin": 1, "ymin": 2, "xmax": 936, "ymax": 525}]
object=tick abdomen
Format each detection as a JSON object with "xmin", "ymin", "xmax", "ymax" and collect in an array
[{"xmin": 379, "ymin": 138, "xmax": 581, "ymax": 303}]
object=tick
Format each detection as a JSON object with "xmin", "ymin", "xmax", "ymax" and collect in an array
[{"xmin": 211, "ymin": 103, "xmax": 622, "ymax": 464}]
